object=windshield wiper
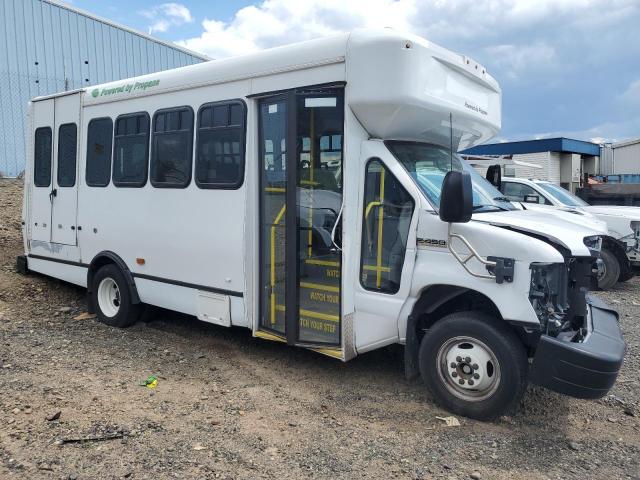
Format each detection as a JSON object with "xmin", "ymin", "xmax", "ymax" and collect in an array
[
  {"xmin": 493, "ymin": 196, "xmax": 511, "ymax": 202},
  {"xmin": 472, "ymin": 204, "xmax": 509, "ymax": 212}
]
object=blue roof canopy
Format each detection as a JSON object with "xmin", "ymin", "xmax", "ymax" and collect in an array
[{"xmin": 461, "ymin": 137, "xmax": 601, "ymax": 156}]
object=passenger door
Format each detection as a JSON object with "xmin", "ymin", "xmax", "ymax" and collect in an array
[
  {"xmin": 50, "ymin": 93, "xmax": 81, "ymax": 245},
  {"xmin": 257, "ymin": 86, "xmax": 345, "ymax": 351}
]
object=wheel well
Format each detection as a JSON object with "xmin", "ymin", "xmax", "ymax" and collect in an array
[
  {"xmin": 403, "ymin": 285, "xmax": 527, "ymax": 380},
  {"xmin": 602, "ymin": 236, "xmax": 632, "ymax": 282},
  {"xmin": 87, "ymin": 252, "xmax": 140, "ymax": 313},
  {"xmin": 411, "ymin": 285, "xmax": 502, "ymax": 332}
]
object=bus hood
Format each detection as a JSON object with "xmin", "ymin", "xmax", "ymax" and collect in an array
[{"xmin": 472, "ymin": 210, "xmax": 601, "ymax": 257}]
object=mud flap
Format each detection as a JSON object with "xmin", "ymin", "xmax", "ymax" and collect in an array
[
  {"xmin": 16, "ymin": 255, "xmax": 28, "ymax": 274},
  {"xmin": 404, "ymin": 314, "xmax": 420, "ymax": 380}
]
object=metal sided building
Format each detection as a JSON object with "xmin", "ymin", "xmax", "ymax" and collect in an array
[
  {"xmin": 0, "ymin": 0, "xmax": 207, "ymax": 177},
  {"xmin": 462, "ymin": 137, "xmax": 601, "ymax": 193},
  {"xmin": 607, "ymin": 138, "xmax": 640, "ymax": 175}
]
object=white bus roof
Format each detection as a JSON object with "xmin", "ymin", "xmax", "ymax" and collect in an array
[{"xmin": 33, "ymin": 29, "xmax": 502, "ymax": 149}]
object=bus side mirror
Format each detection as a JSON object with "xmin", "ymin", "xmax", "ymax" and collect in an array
[{"xmin": 439, "ymin": 170, "xmax": 472, "ymax": 223}]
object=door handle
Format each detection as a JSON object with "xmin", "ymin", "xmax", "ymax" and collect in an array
[{"xmin": 49, "ymin": 188, "xmax": 57, "ymax": 202}]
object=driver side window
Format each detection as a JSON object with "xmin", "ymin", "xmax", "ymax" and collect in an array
[
  {"xmin": 502, "ymin": 182, "xmax": 549, "ymax": 204},
  {"xmin": 360, "ymin": 159, "xmax": 415, "ymax": 294}
]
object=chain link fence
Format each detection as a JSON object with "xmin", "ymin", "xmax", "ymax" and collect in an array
[
  {"xmin": 1, "ymin": 71, "xmax": 32, "ymax": 178},
  {"xmin": 0, "ymin": 69, "xmax": 79, "ymax": 178}
]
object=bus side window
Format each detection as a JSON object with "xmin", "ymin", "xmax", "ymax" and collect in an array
[
  {"xmin": 34, "ymin": 127, "xmax": 53, "ymax": 187},
  {"xmin": 195, "ymin": 100, "xmax": 246, "ymax": 189},
  {"xmin": 57, "ymin": 123, "xmax": 77, "ymax": 187},
  {"xmin": 150, "ymin": 107, "xmax": 194, "ymax": 188},
  {"xmin": 86, "ymin": 118, "xmax": 113, "ymax": 187},
  {"xmin": 112, "ymin": 112, "xmax": 150, "ymax": 188},
  {"xmin": 360, "ymin": 159, "xmax": 415, "ymax": 294}
]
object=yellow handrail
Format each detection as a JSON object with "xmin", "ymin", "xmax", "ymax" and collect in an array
[
  {"xmin": 376, "ymin": 168, "xmax": 385, "ymax": 288},
  {"xmin": 270, "ymin": 203, "xmax": 286, "ymax": 325}
]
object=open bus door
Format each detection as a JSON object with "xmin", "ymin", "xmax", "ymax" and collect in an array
[{"xmin": 256, "ymin": 86, "xmax": 345, "ymax": 358}]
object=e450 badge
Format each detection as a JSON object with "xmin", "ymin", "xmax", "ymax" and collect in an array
[{"xmin": 417, "ymin": 238, "xmax": 447, "ymax": 248}]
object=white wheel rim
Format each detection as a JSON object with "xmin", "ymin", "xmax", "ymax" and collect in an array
[
  {"xmin": 97, "ymin": 278, "xmax": 121, "ymax": 318},
  {"xmin": 436, "ymin": 336, "xmax": 501, "ymax": 402}
]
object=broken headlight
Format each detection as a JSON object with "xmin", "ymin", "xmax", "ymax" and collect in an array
[
  {"xmin": 583, "ymin": 235, "xmax": 602, "ymax": 256},
  {"xmin": 529, "ymin": 262, "xmax": 569, "ymax": 336}
]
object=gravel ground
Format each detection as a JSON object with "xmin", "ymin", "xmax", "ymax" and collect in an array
[{"xmin": 1, "ymin": 177, "xmax": 639, "ymax": 480}]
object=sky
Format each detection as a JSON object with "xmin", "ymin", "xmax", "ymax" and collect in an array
[{"xmin": 67, "ymin": 0, "xmax": 640, "ymax": 144}]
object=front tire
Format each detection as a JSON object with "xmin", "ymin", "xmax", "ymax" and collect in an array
[
  {"xmin": 598, "ymin": 248, "xmax": 620, "ymax": 290},
  {"xmin": 419, "ymin": 312, "xmax": 528, "ymax": 421},
  {"xmin": 92, "ymin": 264, "xmax": 140, "ymax": 328}
]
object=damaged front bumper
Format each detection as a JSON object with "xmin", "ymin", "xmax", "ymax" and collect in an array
[{"xmin": 529, "ymin": 295, "xmax": 626, "ymax": 399}]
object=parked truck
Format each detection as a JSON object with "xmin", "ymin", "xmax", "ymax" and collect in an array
[{"xmin": 492, "ymin": 175, "xmax": 639, "ymax": 289}]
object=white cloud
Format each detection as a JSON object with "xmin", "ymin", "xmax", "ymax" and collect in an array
[
  {"xmin": 485, "ymin": 43, "xmax": 556, "ymax": 80},
  {"xmin": 175, "ymin": 0, "xmax": 640, "ymax": 143},
  {"xmin": 142, "ymin": 3, "xmax": 194, "ymax": 34},
  {"xmin": 619, "ymin": 79, "xmax": 640, "ymax": 105},
  {"xmin": 177, "ymin": 0, "xmax": 415, "ymax": 58},
  {"xmin": 177, "ymin": 0, "xmax": 622, "ymax": 60}
]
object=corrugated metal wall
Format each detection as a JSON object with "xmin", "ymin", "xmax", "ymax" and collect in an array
[
  {"xmin": 0, "ymin": 0, "xmax": 205, "ymax": 176},
  {"xmin": 600, "ymin": 145, "xmax": 614, "ymax": 175},
  {"xmin": 511, "ymin": 152, "xmax": 552, "ymax": 180},
  {"xmin": 613, "ymin": 141, "xmax": 640, "ymax": 174}
]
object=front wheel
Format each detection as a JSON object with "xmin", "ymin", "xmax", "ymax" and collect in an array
[
  {"xmin": 92, "ymin": 264, "xmax": 141, "ymax": 328},
  {"xmin": 419, "ymin": 312, "xmax": 528, "ymax": 421},
  {"xmin": 598, "ymin": 248, "xmax": 620, "ymax": 290}
]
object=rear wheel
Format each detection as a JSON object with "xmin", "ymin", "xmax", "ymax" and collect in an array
[
  {"xmin": 92, "ymin": 264, "xmax": 140, "ymax": 328},
  {"xmin": 419, "ymin": 312, "xmax": 528, "ymax": 420},
  {"xmin": 598, "ymin": 248, "xmax": 620, "ymax": 290}
]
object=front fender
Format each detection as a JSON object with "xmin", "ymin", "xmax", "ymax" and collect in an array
[{"xmin": 400, "ymin": 220, "xmax": 561, "ymax": 341}]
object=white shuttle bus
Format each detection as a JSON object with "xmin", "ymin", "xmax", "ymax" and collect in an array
[{"xmin": 19, "ymin": 29, "xmax": 625, "ymax": 420}]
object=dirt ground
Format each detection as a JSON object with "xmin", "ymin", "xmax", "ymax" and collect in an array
[{"xmin": 1, "ymin": 178, "xmax": 639, "ymax": 480}]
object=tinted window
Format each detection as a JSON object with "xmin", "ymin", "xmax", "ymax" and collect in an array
[
  {"xmin": 57, "ymin": 123, "xmax": 77, "ymax": 187},
  {"xmin": 360, "ymin": 159, "xmax": 414, "ymax": 294},
  {"xmin": 113, "ymin": 113, "xmax": 149, "ymax": 187},
  {"xmin": 195, "ymin": 101, "xmax": 246, "ymax": 188},
  {"xmin": 34, "ymin": 127, "xmax": 52, "ymax": 187},
  {"xmin": 150, "ymin": 107, "xmax": 194, "ymax": 188},
  {"xmin": 86, "ymin": 118, "xmax": 113, "ymax": 187}
]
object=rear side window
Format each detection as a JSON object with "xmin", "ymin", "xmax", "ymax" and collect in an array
[
  {"xmin": 150, "ymin": 107, "xmax": 194, "ymax": 188},
  {"xmin": 34, "ymin": 127, "xmax": 52, "ymax": 187},
  {"xmin": 195, "ymin": 101, "xmax": 246, "ymax": 189},
  {"xmin": 86, "ymin": 118, "xmax": 113, "ymax": 187},
  {"xmin": 57, "ymin": 123, "xmax": 77, "ymax": 187},
  {"xmin": 113, "ymin": 113, "xmax": 150, "ymax": 187}
]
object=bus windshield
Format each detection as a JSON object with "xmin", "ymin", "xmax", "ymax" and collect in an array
[
  {"xmin": 536, "ymin": 182, "xmax": 589, "ymax": 207},
  {"xmin": 386, "ymin": 141, "xmax": 515, "ymax": 212}
]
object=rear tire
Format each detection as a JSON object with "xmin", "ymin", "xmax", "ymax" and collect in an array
[
  {"xmin": 92, "ymin": 264, "xmax": 140, "ymax": 328},
  {"xmin": 418, "ymin": 312, "xmax": 528, "ymax": 421},
  {"xmin": 598, "ymin": 248, "xmax": 620, "ymax": 290}
]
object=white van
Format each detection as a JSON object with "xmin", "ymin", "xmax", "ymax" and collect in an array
[
  {"xmin": 18, "ymin": 29, "xmax": 625, "ymax": 420},
  {"xmin": 498, "ymin": 177, "xmax": 639, "ymax": 288}
]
